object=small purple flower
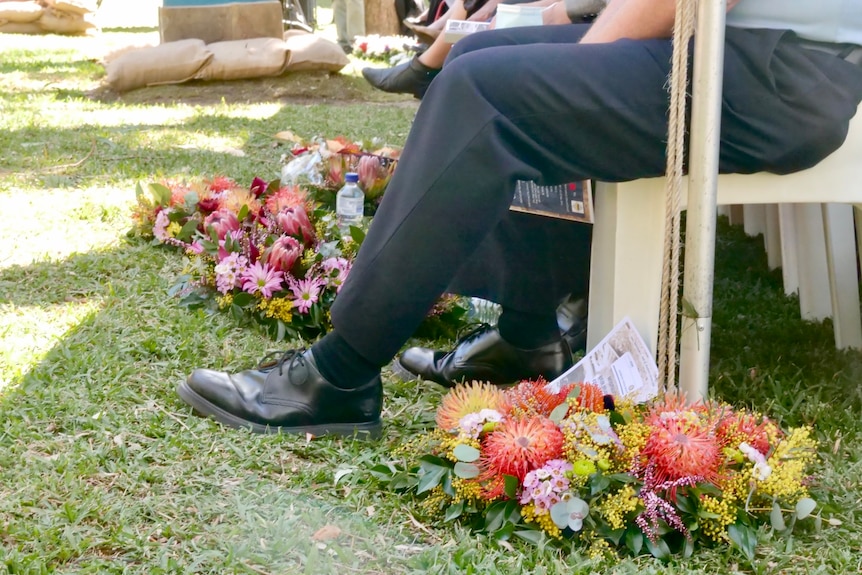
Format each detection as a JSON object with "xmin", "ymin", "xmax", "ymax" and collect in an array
[
  {"xmin": 214, "ymin": 252, "xmax": 248, "ymax": 294},
  {"xmin": 289, "ymin": 276, "xmax": 325, "ymax": 314},
  {"xmin": 241, "ymin": 261, "xmax": 284, "ymax": 299}
]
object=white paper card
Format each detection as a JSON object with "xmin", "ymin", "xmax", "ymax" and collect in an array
[{"xmin": 547, "ymin": 317, "xmax": 658, "ymax": 402}]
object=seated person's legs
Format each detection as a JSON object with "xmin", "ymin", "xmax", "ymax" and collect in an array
[{"xmin": 178, "ymin": 30, "xmax": 676, "ymax": 437}]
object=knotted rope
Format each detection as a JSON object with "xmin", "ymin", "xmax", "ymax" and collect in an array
[{"xmin": 657, "ymin": 0, "xmax": 697, "ymax": 391}]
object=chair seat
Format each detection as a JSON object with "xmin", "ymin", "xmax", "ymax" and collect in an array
[{"xmin": 588, "ymin": 109, "xmax": 862, "ymax": 356}]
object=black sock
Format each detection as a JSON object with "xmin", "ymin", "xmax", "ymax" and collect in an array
[
  {"xmin": 311, "ymin": 331, "xmax": 381, "ymax": 389},
  {"xmin": 497, "ymin": 307, "xmax": 561, "ymax": 350}
]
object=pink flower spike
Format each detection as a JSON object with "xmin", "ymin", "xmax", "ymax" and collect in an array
[
  {"xmin": 241, "ymin": 261, "xmax": 284, "ymax": 299},
  {"xmin": 289, "ymin": 276, "xmax": 325, "ymax": 314}
]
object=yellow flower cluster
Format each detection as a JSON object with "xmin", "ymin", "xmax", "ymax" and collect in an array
[
  {"xmin": 166, "ymin": 221, "xmax": 182, "ymax": 238},
  {"xmin": 699, "ymin": 495, "xmax": 735, "ymax": 542},
  {"xmin": 588, "ymin": 537, "xmax": 613, "ymax": 561},
  {"xmin": 257, "ymin": 297, "xmax": 294, "ymax": 323},
  {"xmin": 451, "ymin": 477, "xmax": 484, "ymax": 504},
  {"xmin": 417, "ymin": 486, "xmax": 450, "ymax": 516},
  {"xmin": 520, "ymin": 504, "xmax": 563, "ymax": 539},
  {"xmin": 759, "ymin": 427, "xmax": 817, "ymax": 502},
  {"xmin": 719, "ymin": 467, "xmax": 752, "ymax": 504},
  {"xmin": 216, "ymin": 293, "xmax": 233, "ymax": 309},
  {"xmin": 616, "ymin": 421, "xmax": 650, "ymax": 466},
  {"xmin": 597, "ymin": 485, "xmax": 639, "ymax": 530}
]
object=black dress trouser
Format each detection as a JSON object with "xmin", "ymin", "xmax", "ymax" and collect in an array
[{"xmin": 330, "ymin": 24, "xmax": 862, "ymax": 367}]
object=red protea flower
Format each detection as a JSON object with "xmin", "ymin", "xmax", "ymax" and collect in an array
[
  {"xmin": 435, "ymin": 382, "xmax": 508, "ymax": 431},
  {"xmin": 504, "ymin": 378, "xmax": 574, "ymax": 419},
  {"xmin": 571, "ymin": 382, "xmax": 606, "ymax": 413},
  {"xmin": 276, "ymin": 206, "xmax": 316, "ymax": 245},
  {"xmin": 641, "ymin": 408, "xmax": 723, "ymax": 486},
  {"xmin": 203, "ymin": 210, "xmax": 240, "ymax": 240},
  {"xmin": 266, "ymin": 235, "xmax": 302, "ymax": 274},
  {"xmin": 197, "ymin": 194, "xmax": 221, "ymax": 214},
  {"xmin": 480, "ymin": 416, "xmax": 564, "ymax": 482}
]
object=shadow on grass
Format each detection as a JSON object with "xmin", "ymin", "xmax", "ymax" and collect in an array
[{"xmin": 0, "ymin": 241, "xmax": 437, "ymax": 572}]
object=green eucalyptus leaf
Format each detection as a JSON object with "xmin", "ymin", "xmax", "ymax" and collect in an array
[
  {"xmin": 590, "ymin": 474, "xmax": 611, "ymax": 496},
  {"xmin": 452, "ymin": 443, "xmax": 481, "ymax": 463},
  {"xmin": 567, "ymin": 385, "xmax": 581, "ymax": 400},
  {"xmin": 796, "ymin": 497, "xmax": 816, "ymax": 520},
  {"xmin": 770, "ymin": 501, "xmax": 786, "ymax": 531},
  {"xmin": 237, "ymin": 204, "xmax": 249, "ymax": 222},
  {"xmin": 549, "ymin": 402, "xmax": 569, "ymax": 423},
  {"xmin": 453, "ymin": 462, "xmax": 480, "ymax": 479},
  {"xmin": 135, "ymin": 181, "xmax": 145, "ymax": 200}
]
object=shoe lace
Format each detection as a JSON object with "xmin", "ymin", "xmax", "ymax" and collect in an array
[{"xmin": 257, "ymin": 349, "xmax": 306, "ymax": 377}]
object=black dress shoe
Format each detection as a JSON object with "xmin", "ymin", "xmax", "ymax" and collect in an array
[
  {"xmin": 177, "ymin": 349, "xmax": 382, "ymax": 439},
  {"xmin": 361, "ymin": 56, "xmax": 440, "ymax": 99},
  {"xmin": 396, "ymin": 324, "xmax": 573, "ymax": 388}
]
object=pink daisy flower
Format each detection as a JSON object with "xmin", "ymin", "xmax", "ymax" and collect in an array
[
  {"xmin": 241, "ymin": 261, "xmax": 284, "ymax": 299},
  {"xmin": 289, "ymin": 276, "xmax": 325, "ymax": 314}
]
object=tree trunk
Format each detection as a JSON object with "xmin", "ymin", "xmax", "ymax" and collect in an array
[{"xmin": 364, "ymin": 0, "xmax": 400, "ymax": 35}]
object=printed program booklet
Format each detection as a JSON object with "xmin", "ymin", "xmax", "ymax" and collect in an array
[
  {"xmin": 547, "ymin": 316, "xmax": 659, "ymax": 402},
  {"xmin": 510, "ymin": 180, "xmax": 594, "ymax": 224}
]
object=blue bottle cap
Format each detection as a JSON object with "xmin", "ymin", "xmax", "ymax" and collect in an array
[{"xmin": 345, "ymin": 172, "xmax": 359, "ymax": 183}]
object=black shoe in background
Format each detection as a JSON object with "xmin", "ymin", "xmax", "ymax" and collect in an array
[
  {"xmin": 396, "ymin": 324, "xmax": 573, "ymax": 388},
  {"xmin": 361, "ymin": 56, "xmax": 440, "ymax": 99}
]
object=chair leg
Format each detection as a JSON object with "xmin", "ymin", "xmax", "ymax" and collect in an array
[
  {"xmin": 795, "ymin": 203, "xmax": 833, "ymax": 321},
  {"xmin": 822, "ymin": 203, "xmax": 862, "ymax": 349},
  {"xmin": 778, "ymin": 204, "xmax": 800, "ymax": 296},
  {"xmin": 588, "ymin": 181, "xmax": 665, "ymax": 355},
  {"xmin": 764, "ymin": 204, "xmax": 782, "ymax": 270}
]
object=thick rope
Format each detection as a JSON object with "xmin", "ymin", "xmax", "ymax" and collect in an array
[{"xmin": 657, "ymin": 0, "xmax": 696, "ymax": 391}]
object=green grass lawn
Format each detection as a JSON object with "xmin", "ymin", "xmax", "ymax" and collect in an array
[{"xmin": 1, "ymin": 29, "xmax": 861, "ymax": 575}]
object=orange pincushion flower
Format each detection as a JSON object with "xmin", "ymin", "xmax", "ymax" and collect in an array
[
  {"xmin": 717, "ymin": 411, "xmax": 781, "ymax": 456},
  {"xmin": 641, "ymin": 410, "xmax": 723, "ymax": 486},
  {"xmin": 265, "ymin": 184, "xmax": 309, "ymax": 214},
  {"xmin": 572, "ymin": 382, "xmax": 606, "ymax": 413},
  {"xmin": 480, "ymin": 416, "xmax": 564, "ymax": 481},
  {"xmin": 220, "ymin": 187, "xmax": 261, "ymax": 218},
  {"xmin": 208, "ymin": 176, "xmax": 236, "ymax": 193},
  {"xmin": 504, "ymin": 378, "xmax": 574, "ymax": 418},
  {"xmin": 435, "ymin": 382, "xmax": 509, "ymax": 431}
]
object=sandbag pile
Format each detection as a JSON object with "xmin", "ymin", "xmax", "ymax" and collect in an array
[
  {"xmin": 0, "ymin": 0, "xmax": 98, "ymax": 36},
  {"xmin": 103, "ymin": 32, "xmax": 350, "ymax": 93}
]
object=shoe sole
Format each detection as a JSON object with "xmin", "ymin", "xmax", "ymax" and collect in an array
[{"xmin": 177, "ymin": 380, "xmax": 382, "ymax": 440}]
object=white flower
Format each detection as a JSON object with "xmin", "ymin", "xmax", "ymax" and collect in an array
[{"xmin": 739, "ymin": 442, "xmax": 772, "ymax": 480}]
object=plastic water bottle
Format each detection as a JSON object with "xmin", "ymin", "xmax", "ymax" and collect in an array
[{"xmin": 336, "ymin": 172, "xmax": 364, "ymax": 237}]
